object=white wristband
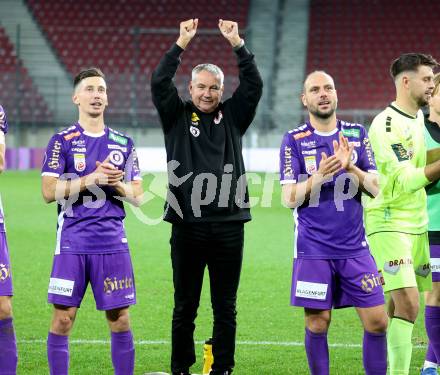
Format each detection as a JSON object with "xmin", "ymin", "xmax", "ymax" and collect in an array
[{"xmin": 0, "ymin": 131, "xmax": 5, "ymax": 145}]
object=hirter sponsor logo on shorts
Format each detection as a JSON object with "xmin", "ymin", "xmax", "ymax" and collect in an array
[
  {"xmin": 295, "ymin": 281, "xmax": 328, "ymax": 300},
  {"xmin": 48, "ymin": 278, "xmax": 74, "ymax": 296},
  {"xmin": 383, "ymin": 258, "xmax": 413, "ymax": 275},
  {"xmin": 104, "ymin": 276, "xmax": 133, "ymax": 294},
  {"xmin": 360, "ymin": 272, "xmax": 383, "ymax": 293}
]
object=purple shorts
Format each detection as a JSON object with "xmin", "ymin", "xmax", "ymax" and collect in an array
[
  {"xmin": 0, "ymin": 232, "xmax": 12, "ymax": 296},
  {"xmin": 48, "ymin": 252, "xmax": 136, "ymax": 310},
  {"xmin": 291, "ymin": 254, "xmax": 385, "ymax": 309},
  {"xmin": 430, "ymin": 244, "xmax": 440, "ymax": 282}
]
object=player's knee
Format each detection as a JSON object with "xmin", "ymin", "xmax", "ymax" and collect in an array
[
  {"xmin": 425, "ymin": 289, "xmax": 440, "ymax": 306},
  {"xmin": 0, "ymin": 297, "xmax": 12, "ymax": 320},
  {"xmin": 106, "ymin": 308, "xmax": 130, "ymax": 332},
  {"xmin": 306, "ymin": 316, "xmax": 331, "ymax": 333},
  {"xmin": 366, "ymin": 315, "xmax": 388, "ymax": 334},
  {"xmin": 52, "ymin": 314, "xmax": 74, "ymax": 335}
]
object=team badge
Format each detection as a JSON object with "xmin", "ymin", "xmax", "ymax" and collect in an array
[
  {"xmin": 214, "ymin": 110, "xmax": 223, "ymax": 125},
  {"xmin": 74, "ymin": 153, "xmax": 86, "ymax": 172},
  {"xmin": 190, "ymin": 126, "xmax": 200, "ymax": 137},
  {"xmin": 109, "ymin": 150, "xmax": 124, "ymax": 166},
  {"xmin": 304, "ymin": 156, "xmax": 317, "ymax": 174}
]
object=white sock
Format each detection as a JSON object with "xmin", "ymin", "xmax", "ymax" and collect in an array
[{"xmin": 424, "ymin": 360, "xmax": 438, "ymax": 369}]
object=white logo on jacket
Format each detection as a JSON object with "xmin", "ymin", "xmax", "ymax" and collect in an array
[{"xmin": 190, "ymin": 126, "xmax": 200, "ymax": 137}]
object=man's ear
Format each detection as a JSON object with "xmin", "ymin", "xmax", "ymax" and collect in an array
[
  {"xmin": 301, "ymin": 93, "xmax": 307, "ymax": 107},
  {"xmin": 72, "ymin": 92, "xmax": 79, "ymax": 105}
]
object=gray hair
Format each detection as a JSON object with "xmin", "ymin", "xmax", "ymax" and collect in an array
[{"xmin": 191, "ymin": 63, "xmax": 224, "ymax": 86}]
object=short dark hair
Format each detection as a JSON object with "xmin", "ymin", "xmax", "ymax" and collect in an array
[
  {"xmin": 390, "ymin": 53, "xmax": 438, "ymax": 79},
  {"xmin": 73, "ymin": 67, "xmax": 105, "ymax": 88}
]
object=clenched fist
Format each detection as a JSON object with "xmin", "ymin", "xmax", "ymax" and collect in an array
[
  {"xmin": 218, "ymin": 19, "xmax": 242, "ymax": 47},
  {"xmin": 176, "ymin": 19, "xmax": 198, "ymax": 49}
]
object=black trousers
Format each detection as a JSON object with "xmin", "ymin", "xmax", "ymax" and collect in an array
[{"xmin": 170, "ymin": 221, "xmax": 244, "ymax": 374}]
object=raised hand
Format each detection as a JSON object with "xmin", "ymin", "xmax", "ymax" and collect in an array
[
  {"xmin": 218, "ymin": 19, "xmax": 242, "ymax": 47},
  {"xmin": 333, "ymin": 132, "xmax": 354, "ymax": 170},
  {"xmin": 177, "ymin": 18, "xmax": 198, "ymax": 49},
  {"xmin": 317, "ymin": 152, "xmax": 342, "ymax": 178}
]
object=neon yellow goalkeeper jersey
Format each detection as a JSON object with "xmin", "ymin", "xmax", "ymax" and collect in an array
[{"xmin": 364, "ymin": 102, "xmax": 430, "ymax": 235}]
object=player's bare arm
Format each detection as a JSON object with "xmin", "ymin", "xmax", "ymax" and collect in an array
[
  {"xmin": 176, "ymin": 18, "xmax": 198, "ymax": 50},
  {"xmin": 41, "ymin": 157, "xmax": 124, "ymax": 203},
  {"xmin": 424, "ymin": 157, "xmax": 440, "ymax": 182},
  {"xmin": 427, "ymin": 147, "xmax": 440, "ymax": 164},
  {"xmin": 218, "ymin": 19, "xmax": 242, "ymax": 48},
  {"xmin": 282, "ymin": 153, "xmax": 342, "ymax": 208},
  {"xmin": 112, "ymin": 180, "xmax": 144, "ymax": 207}
]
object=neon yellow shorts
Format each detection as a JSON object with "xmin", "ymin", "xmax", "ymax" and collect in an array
[{"xmin": 367, "ymin": 231, "xmax": 431, "ymax": 293}]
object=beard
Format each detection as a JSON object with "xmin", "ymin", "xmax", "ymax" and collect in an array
[
  {"xmin": 416, "ymin": 96, "xmax": 429, "ymax": 108},
  {"xmin": 309, "ymin": 105, "xmax": 336, "ymax": 120}
]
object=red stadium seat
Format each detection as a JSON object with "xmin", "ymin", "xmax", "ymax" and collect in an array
[
  {"xmin": 25, "ymin": 0, "xmax": 249, "ymax": 125},
  {"xmin": 307, "ymin": 0, "xmax": 440, "ymax": 109},
  {"xmin": 0, "ymin": 27, "xmax": 53, "ymax": 123}
]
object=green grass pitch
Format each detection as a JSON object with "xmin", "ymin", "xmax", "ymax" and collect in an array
[{"xmin": 2, "ymin": 170, "xmax": 429, "ymax": 374}]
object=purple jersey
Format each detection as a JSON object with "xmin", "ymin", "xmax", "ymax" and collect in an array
[
  {"xmin": 0, "ymin": 105, "xmax": 8, "ymax": 135},
  {"xmin": 41, "ymin": 124, "xmax": 141, "ymax": 254},
  {"xmin": 279, "ymin": 120, "xmax": 377, "ymax": 259}
]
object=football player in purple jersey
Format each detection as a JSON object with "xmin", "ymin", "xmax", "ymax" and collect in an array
[
  {"xmin": 279, "ymin": 71, "xmax": 387, "ymax": 374},
  {"xmin": 41, "ymin": 68, "xmax": 143, "ymax": 375},
  {"xmin": 0, "ymin": 105, "xmax": 18, "ymax": 374}
]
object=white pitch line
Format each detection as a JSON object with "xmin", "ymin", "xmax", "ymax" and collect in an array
[{"xmin": 17, "ymin": 339, "xmax": 427, "ymax": 349}]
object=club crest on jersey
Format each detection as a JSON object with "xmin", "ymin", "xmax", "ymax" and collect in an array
[
  {"xmin": 190, "ymin": 126, "xmax": 200, "ymax": 137},
  {"xmin": 214, "ymin": 110, "xmax": 223, "ymax": 125},
  {"xmin": 109, "ymin": 150, "xmax": 124, "ymax": 166},
  {"xmin": 74, "ymin": 153, "xmax": 86, "ymax": 172},
  {"xmin": 304, "ymin": 156, "xmax": 317, "ymax": 174}
]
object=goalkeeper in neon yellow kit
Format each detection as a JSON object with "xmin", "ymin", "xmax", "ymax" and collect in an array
[{"xmin": 365, "ymin": 53, "xmax": 440, "ymax": 375}]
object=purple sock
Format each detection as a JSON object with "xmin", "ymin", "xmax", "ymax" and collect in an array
[
  {"xmin": 47, "ymin": 332, "xmax": 69, "ymax": 375},
  {"xmin": 426, "ymin": 341, "xmax": 437, "ymax": 363},
  {"xmin": 363, "ymin": 330, "xmax": 387, "ymax": 375},
  {"xmin": 425, "ymin": 306, "xmax": 440, "ymax": 364},
  {"xmin": 111, "ymin": 330, "xmax": 134, "ymax": 375},
  {"xmin": 0, "ymin": 318, "xmax": 17, "ymax": 374},
  {"xmin": 305, "ymin": 328, "xmax": 329, "ymax": 375}
]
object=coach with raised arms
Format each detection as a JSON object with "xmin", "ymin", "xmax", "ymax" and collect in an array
[{"xmin": 151, "ymin": 18, "xmax": 263, "ymax": 375}]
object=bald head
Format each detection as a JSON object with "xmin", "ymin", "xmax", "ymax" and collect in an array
[
  {"xmin": 301, "ymin": 70, "xmax": 338, "ymax": 120},
  {"xmin": 303, "ymin": 71, "xmax": 335, "ymax": 93}
]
